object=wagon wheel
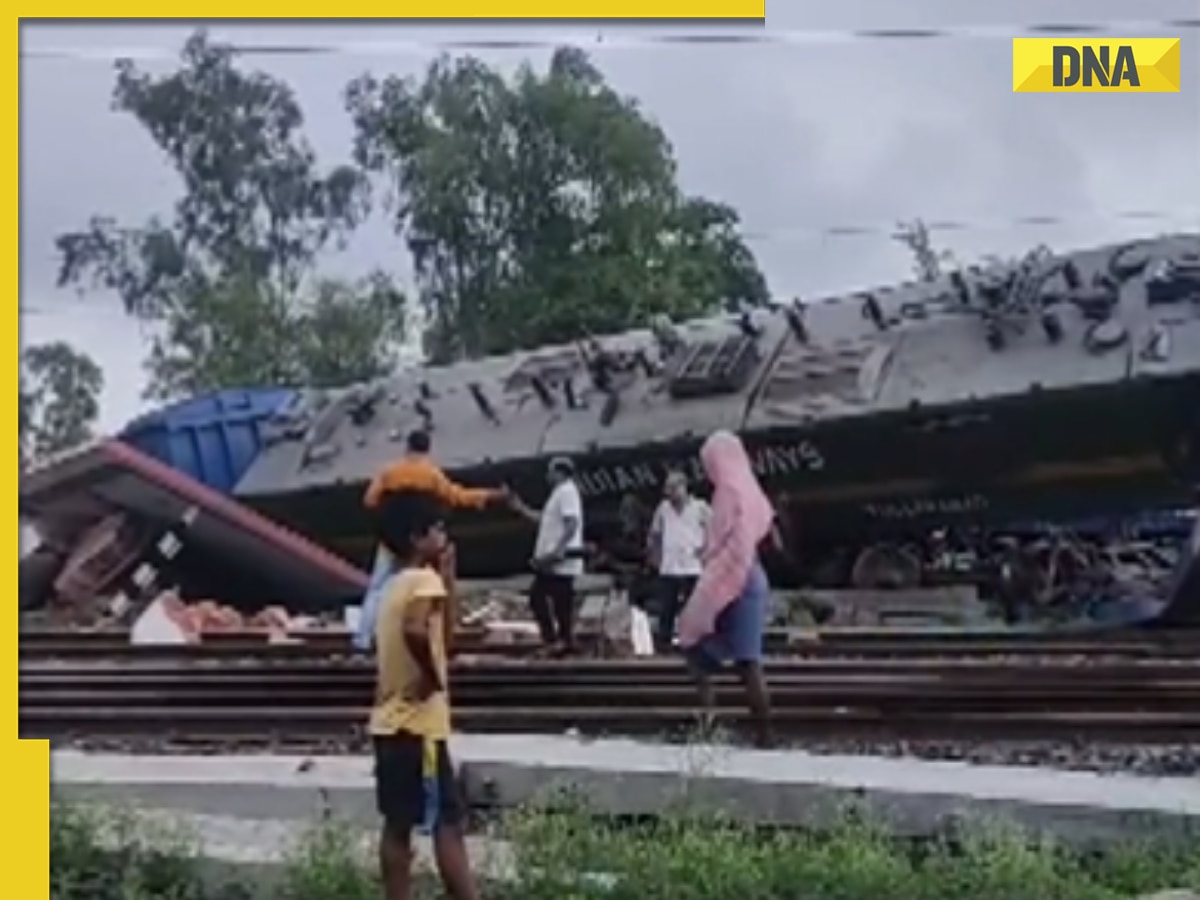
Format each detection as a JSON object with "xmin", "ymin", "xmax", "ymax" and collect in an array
[{"xmin": 850, "ymin": 543, "xmax": 923, "ymax": 590}]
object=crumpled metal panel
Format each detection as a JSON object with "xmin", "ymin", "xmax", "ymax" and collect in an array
[
  {"xmin": 746, "ymin": 232, "xmax": 1200, "ymax": 431},
  {"xmin": 1159, "ymin": 510, "xmax": 1200, "ymax": 624},
  {"xmin": 235, "ymin": 312, "xmax": 791, "ymax": 498},
  {"xmin": 19, "ymin": 439, "xmax": 366, "ymax": 609},
  {"xmin": 233, "ymin": 233, "xmax": 1199, "ymax": 503},
  {"xmin": 539, "ymin": 313, "xmax": 786, "ymax": 457},
  {"xmin": 234, "ymin": 347, "xmax": 563, "ymax": 497},
  {"xmin": 754, "ymin": 331, "xmax": 895, "ymax": 426},
  {"xmin": 1130, "ymin": 238, "xmax": 1200, "ymax": 379},
  {"xmin": 52, "ymin": 513, "xmax": 146, "ymax": 607}
]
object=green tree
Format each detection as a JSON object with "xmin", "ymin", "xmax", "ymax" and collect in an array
[
  {"xmin": 19, "ymin": 341, "xmax": 104, "ymax": 466},
  {"xmin": 141, "ymin": 271, "xmax": 405, "ymax": 400},
  {"xmin": 346, "ymin": 47, "xmax": 768, "ymax": 363},
  {"xmin": 55, "ymin": 30, "xmax": 406, "ymax": 401}
]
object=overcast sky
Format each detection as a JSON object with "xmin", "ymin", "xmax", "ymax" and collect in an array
[{"xmin": 19, "ymin": 3, "xmax": 1200, "ymax": 430}]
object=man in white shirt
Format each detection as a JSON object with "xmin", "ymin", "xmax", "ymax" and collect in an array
[
  {"xmin": 646, "ymin": 470, "xmax": 710, "ymax": 651},
  {"xmin": 508, "ymin": 457, "xmax": 586, "ymax": 656}
]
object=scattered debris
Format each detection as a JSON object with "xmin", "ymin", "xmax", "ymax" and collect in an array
[
  {"xmin": 130, "ymin": 591, "xmax": 341, "ymax": 644},
  {"xmin": 16, "ymin": 430, "xmax": 1196, "ymax": 637},
  {"xmin": 130, "ymin": 594, "xmax": 193, "ymax": 646}
]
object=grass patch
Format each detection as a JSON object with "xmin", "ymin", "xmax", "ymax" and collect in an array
[
  {"xmin": 51, "ymin": 794, "xmax": 1200, "ymax": 900},
  {"xmin": 50, "ymin": 800, "xmax": 216, "ymax": 900}
]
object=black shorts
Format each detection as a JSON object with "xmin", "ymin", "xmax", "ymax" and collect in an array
[{"xmin": 373, "ymin": 731, "xmax": 464, "ymax": 832}]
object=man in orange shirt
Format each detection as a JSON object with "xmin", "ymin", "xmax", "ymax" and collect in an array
[
  {"xmin": 354, "ymin": 430, "xmax": 507, "ymax": 651},
  {"xmin": 364, "ymin": 430, "xmax": 504, "ymax": 510}
]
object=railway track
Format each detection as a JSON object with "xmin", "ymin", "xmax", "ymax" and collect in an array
[
  {"xmin": 19, "ymin": 625, "xmax": 1200, "ymax": 661},
  {"xmin": 19, "ymin": 633, "xmax": 1200, "ymax": 746}
]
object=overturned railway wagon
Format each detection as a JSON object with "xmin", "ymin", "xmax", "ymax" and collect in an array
[{"xmin": 229, "ymin": 234, "xmax": 1200, "ymax": 581}]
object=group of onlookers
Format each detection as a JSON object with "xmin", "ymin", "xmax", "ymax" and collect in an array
[{"xmin": 356, "ymin": 427, "xmax": 778, "ymax": 900}]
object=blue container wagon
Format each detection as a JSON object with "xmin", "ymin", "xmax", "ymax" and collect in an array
[{"xmin": 119, "ymin": 387, "xmax": 297, "ymax": 495}]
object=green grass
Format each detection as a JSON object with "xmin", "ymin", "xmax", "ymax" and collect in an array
[{"xmin": 51, "ymin": 794, "xmax": 1200, "ymax": 900}]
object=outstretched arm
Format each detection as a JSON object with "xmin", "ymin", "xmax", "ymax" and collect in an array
[
  {"xmin": 507, "ymin": 494, "xmax": 542, "ymax": 524},
  {"xmin": 432, "ymin": 468, "xmax": 505, "ymax": 510},
  {"xmin": 364, "ymin": 461, "xmax": 505, "ymax": 510}
]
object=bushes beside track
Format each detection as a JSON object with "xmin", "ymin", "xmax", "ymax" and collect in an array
[{"xmin": 51, "ymin": 794, "xmax": 1200, "ymax": 900}]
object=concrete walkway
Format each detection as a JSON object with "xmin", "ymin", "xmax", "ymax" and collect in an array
[{"xmin": 53, "ymin": 733, "xmax": 1200, "ymax": 845}]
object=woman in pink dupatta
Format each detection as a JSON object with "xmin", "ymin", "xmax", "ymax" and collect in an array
[{"xmin": 677, "ymin": 430, "xmax": 775, "ymax": 747}]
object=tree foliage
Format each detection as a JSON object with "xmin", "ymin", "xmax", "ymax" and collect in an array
[
  {"xmin": 55, "ymin": 31, "xmax": 406, "ymax": 400},
  {"xmin": 19, "ymin": 341, "xmax": 104, "ymax": 465},
  {"xmin": 347, "ymin": 47, "xmax": 769, "ymax": 363},
  {"xmin": 142, "ymin": 271, "xmax": 405, "ymax": 400}
]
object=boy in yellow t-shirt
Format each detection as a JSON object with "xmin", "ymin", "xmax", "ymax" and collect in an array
[{"xmin": 369, "ymin": 490, "xmax": 479, "ymax": 900}]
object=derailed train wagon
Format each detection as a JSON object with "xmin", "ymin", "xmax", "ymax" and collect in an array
[{"xmin": 229, "ymin": 233, "xmax": 1200, "ymax": 581}]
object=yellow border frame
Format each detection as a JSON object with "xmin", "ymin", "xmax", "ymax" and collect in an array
[
  {"xmin": 23, "ymin": 2, "xmax": 764, "ymax": 17},
  {"xmin": 12, "ymin": 13, "xmax": 52, "ymax": 900},
  {"xmin": 12, "ymin": 10, "xmax": 763, "ymax": 895}
]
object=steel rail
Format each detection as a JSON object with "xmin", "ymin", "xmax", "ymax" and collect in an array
[
  {"xmin": 21, "ymin": 705, "xmax": 1200, "ymax": 744},
  {"xmin": 19, "ymin": 653, "xmax": 1200, "ymax": 745},
  {"xmin": 19, "ymin": 626, "xmax": 1200, "ymax": 661}
]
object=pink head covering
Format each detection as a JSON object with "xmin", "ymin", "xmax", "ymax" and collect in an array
[
  {"xmin": 677, "ymin": 430, "xmax": 775, "ymax": 647},
  {"xmin": 701, "ymin": 430, "xmax": 774, "ymax": 540}
]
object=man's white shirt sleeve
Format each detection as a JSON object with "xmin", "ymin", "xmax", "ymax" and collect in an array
[{"xmin": 559, "ymin": 482, "xmax": 583, "ymax": 522}]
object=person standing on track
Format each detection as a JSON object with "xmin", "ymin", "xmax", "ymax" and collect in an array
[
  {"xmin": 369, "ymin": 490, "xmax": 480, "ymax": 900},
  {"xmin": 646, "ymin": 470, "xmax": 710, "ymax": 652},
  {"xmin": 355, "ymin": 429, "xmax": 507, "ymax": 652},
  {"xmin": 677, "ymin": 430, "xmax": 775, "ymax": 748},
  {"xmin": 507, "ymin": 457, "xmax": 586, "ymax": 656}
]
